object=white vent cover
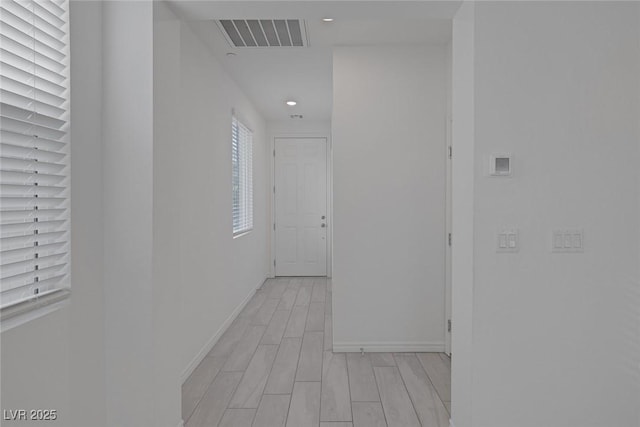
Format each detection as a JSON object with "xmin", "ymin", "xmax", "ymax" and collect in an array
[{"xmin": 217, "ymin": 20, "xmax": 307, "ymax": 47}]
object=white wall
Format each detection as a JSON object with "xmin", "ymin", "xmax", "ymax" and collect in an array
[
  {"xmin": 1, "ymin": 2, "xmax": 106, "ymax": 426},
  {"xmin": 450, "ymin": 3, "xmax": 475, "ymax": 427},
  {"xmin": 101, "ymin": 4, "xmax": 186, "ymax": 426},
  {"xmin": 332, "ymin": 46, "xmax": 447, "ymax": 351},
  {"xmin": 451, "ymin": 2, "xmax": 640, "ymax": 426},
  {"xmin": 152, "ymin": 3, "xmax": 183, "ymax": 426},
  {"xmin": 102, "ymin": 2, "xmax": 155, "ymax": 425},
  {"xmin": 178, "ymin": 20, "xmax": 270, "ymax": 378},
  {"xmin": 68, "ymin": 2, "xmax": 106, "ymax": 425},
  {"xmin": 0, "ymin": 309, "xmax": 70, "ymax": 426},
  {"xmin": 268, "ymin": 120, "xmax": 332, "ymax": 137}
]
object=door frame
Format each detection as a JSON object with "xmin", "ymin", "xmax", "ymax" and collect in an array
[
  {"xmin": 270, "ymin": 134, "xmax": 332, "ymax": 278},
  {"xmin": 445, "ymin": 113, "xmax": 453, "ymax": 356}
]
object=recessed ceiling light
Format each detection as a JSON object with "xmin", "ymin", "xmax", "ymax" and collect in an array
[
  {"xmin": 322, "ymin": 18, "xmax": 334, "ymax": 22},
  {"xmin": 286, "ymin": 100, "xmax": 297, "ymax": 106}
]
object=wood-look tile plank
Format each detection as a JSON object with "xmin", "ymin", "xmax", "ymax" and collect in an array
[
  {"xmin": 394, "ymin": 354, "xmax": 449, "ymax": 427},
  {"xmin": 296, "ymin": 331, "xmax": 324, "ymax": 382},
  {"xmin": 301, "ymin": 277, "xmax": 315, "ymax": 286},
  {"xmin": 321, "ymin": 352, "xmax": 352, "ymax": 422},
  {"xmin": 261, "ymin": 309, "xmax": 291, "ymax": 345},
  {"xmin": 294, "ymin": 284, "xmax": 312, "ymax": 306},
  {"xmin": 373, "ymin": 367, "xmax": 420, "ymax": 427},
  {"xmin": 286, "ymin": 382, "xmax": 321, "ymax": 427},
  {"xmin": 320, "ymin": 423, "xmax": 353, "ymax": 427},
  {"xmin": 182, "ymin": 355, "xmax": 226, "ymax": 421},
  {"xmin": 417, "ymin": 353, "xmax": 451, "ymax": 403},
  {"xmin": 208, "ymin": 316, "xmax": 251, "ymax": 359},
  {"xmin": 253, "ymin": 394, "xmax": 291, "ymax": 427},
  {"xmin": 218, "ymin": 408, "xmax": 256, "ymax": 427},
  {"xmin": 286, "ymin": 278, "xmax": 301, "ymax": 290},
  {"xmin": 259, "ymin": 279, "xmax": 273, "ymax": 291},
  {"xmin": 369, "ymin": 353, "xmax": 396, "ymax": 367},
  {"xmin": 352, "ymin": 402, "xmax": 387, "ymax": 427},
  {"xmin": 229, "ymin": 345, "xmax": 278, "ymax": 408},
  {"xmin": 265, "ymin": 337, "xmax": 303, "ymax": 395},
  {"xmin": 269, "ymin": 280, "xmax": 289, "ymax": 299},
  {"xmin": 311, "ymin": 280, "xmax": 327, "ymax": 302},
  {"xmin": 278, "ymin": 288, "xmax": 298, "ymax": 310},
  {"xmin": 239, "ymin": 291, "xmax": 268, "ymax": 319},
  {"xmin": 283, "ymin": 304, "xmax": 309, "ymax": 338},
  {"xmin": 324, "ymin": 314, "xmax": 332, "ymax": 351},
  {"xmin": 305, "ymin": 302, "xmax": 325, "ymax": 332},
  {"xmin": 439, "ymin": 353, "xmax": 451, "ymax": 370},
  {"xmin": 185, "ymin": 371, "xmax": 242, "ymax": 427},
  {"xmin": 222, "ymin": 325, "xmax": 266, "ymax": 372},
  {"xmin": 252, "ymin": 298, "xmax": 280, "ymax": 326},
  {"xmin": 346, "ymin": 353, "xmax": 379, "ymax": 402}
]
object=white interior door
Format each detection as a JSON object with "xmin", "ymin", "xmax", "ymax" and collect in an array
[{"xmin": 275, "ymin": 138, "xmax": 327, "ymax": 276}]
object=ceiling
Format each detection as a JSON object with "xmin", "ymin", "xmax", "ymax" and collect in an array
[{"xmin": 167, "ymin": 1, "xmax": 461, "ymax": 121}]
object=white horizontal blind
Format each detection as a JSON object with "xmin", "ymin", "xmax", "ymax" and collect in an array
[
  {"xmin": 231, "ymin": 116, "xmax": 253, "ymax": 235},
  {"xmin": 0, "ymin": 0, "xmax": 70, "ymax": 310}
]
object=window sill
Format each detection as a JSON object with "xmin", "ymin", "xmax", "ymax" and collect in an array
[
  {"xmin": 233, "ymin": 229, "xmax": 253, "ymax": 239},
  {"xmin": 1, "ymin": 289, "xmax": 71, "ymax": 333}
]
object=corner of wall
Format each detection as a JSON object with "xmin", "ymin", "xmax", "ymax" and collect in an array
[
  {"xmin": 450, "ymin": 2, "xmax": 476, "ymax": 427},
  {"xmin": 180, "ymin": 276, "xmax": 265, "ymax": 383}
]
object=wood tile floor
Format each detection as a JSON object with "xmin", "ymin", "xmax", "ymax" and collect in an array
[{"xmin": 183, "ymin": 278, "xmax": 451, "ymax": 427}]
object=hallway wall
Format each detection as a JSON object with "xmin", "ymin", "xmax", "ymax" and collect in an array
[
  {"xmin": 450, "ymin": 3, "xmax": 475, "ymax": 426},
  {"xmin": 451, "ymin": 2, "xmax": 640, "ymax": 426},
  {"xmin": 332, "ymin": 46, "xmax": 448, "ymax": 351},
  {"xmin": 176, "ymin": 17, "xmax": 270, "ymax": 379}
]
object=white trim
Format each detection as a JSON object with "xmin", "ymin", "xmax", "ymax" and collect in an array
[
  {"xmin": 332, "ymin": 341, "xmax": 445, "ymax": 353},
  {"xmin": 449, "ymin": 420, "xmax": 455, "ymax": 427},
  {"xmin": 444, "ymin": 40, "xmax": 453, "ymax": 357},
  {"xmin": 180, "ymin": 277, "xmax": 266, "ymax": 383},
  {"xmin": 1, "ymin": 293, "xmax": 70, "ymax": 333},
  {"xmin": 176, "ymin": 421, "xmax": 184, "ymax": 427}
]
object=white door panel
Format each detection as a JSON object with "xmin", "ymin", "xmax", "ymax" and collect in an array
[{"xmin": 275, "ymin": 138, "xmax": 327, "ymax": 276}]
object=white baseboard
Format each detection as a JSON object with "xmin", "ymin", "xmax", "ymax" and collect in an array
[
  {"xmin": 181, "ymin": 277, "xmax": 267, "ymax": 383},
  {"xmin": 332, "ymin": 341, "xmax": 445, "ymax": 353}
]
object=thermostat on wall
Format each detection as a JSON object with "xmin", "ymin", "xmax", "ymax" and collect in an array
[{"xmin": 489, "ymin": 154, "xmax": 512, "ymax": 176}]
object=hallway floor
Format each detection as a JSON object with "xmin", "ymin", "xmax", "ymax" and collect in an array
[{"xmin": 183, "ymin": 278, "xmax": 451, "ymax": 427}]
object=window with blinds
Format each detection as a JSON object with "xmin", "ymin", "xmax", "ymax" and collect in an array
[
  {"xmin": 231, "ymin": 116, "xmax": 253, "ymax": 236},
  {"xmin": 0, "ymin": 0, "xmax": 70, "ymax": 312}
]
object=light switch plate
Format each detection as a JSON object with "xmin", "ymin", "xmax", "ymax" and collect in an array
[
  {"xmin": 497, "ymin": 228, "xmax": 519, "ymax": 253},
  {"xmin": 552, "ymin": 229, "xmax": 584, "ymax": 253}
]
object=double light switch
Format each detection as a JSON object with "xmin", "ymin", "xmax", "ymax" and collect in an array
[
  {"xmin": 497, "ymin": 229, "xmax": 518, "ymax": 253},
  {"xmin": 552, "ymin": 229, "xmax": 584, "ymax": 253}
]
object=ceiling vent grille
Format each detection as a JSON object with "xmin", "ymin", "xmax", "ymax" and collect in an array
[{"xmin": 217, "ymin": 20, "xmax": 307, "ymax": 48}]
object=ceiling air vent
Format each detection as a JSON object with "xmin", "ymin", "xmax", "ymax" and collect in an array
[{"xmin": 217, "ymin": 20, "xmax": 307, "ymax": 47}]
